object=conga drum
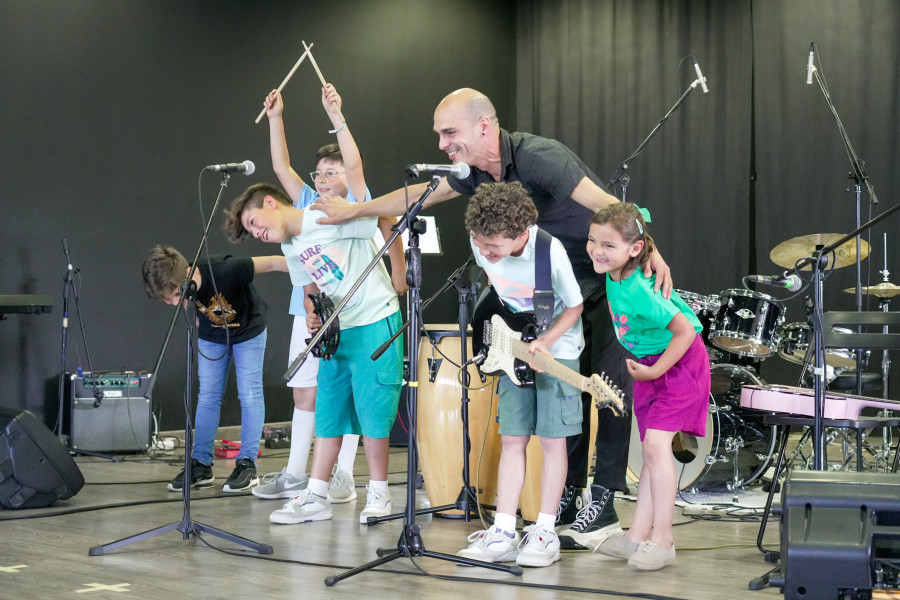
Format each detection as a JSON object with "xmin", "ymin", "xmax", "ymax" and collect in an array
[{"xmin": 417, "ymin": 325, "xmax": 501, "ymax": 514}]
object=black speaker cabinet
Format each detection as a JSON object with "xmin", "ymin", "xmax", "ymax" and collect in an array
[
  {"xmin": 66, "ymin": 371, "xmax": 152, "ymax": 453},
  {"xmin": 0, "ymin": 406, "xmax": 85, "ymax": 509},
  {"xmin": 778, "ymin": 470, "xmax": 900, "ymax": 600}
]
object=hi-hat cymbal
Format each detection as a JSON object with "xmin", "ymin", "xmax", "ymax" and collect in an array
[
  {"xmin": 770, "ymin": 233, "xmax": 869, "ymax": 270},
  {"xmin": 843, "ymin": 282, "xmax": 900, "ymax": 298}
]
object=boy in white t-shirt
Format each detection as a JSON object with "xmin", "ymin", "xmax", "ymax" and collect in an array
[
  {"xmin": 458, "ymin": 181, "xmax": 584, "ymax": 568},
  {"xmin": 225, "ymin": 182, "xmax": 404, "ymax": 525}
]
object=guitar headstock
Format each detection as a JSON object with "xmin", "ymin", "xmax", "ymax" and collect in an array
[{"xmin": 586, "ymin": 372, "xmax": 627, "ymax": 418}]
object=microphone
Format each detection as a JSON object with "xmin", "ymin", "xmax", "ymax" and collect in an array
[
  {"xmin": 692, "ymin": 58, "xmax": 709, "ymax": 94},
  {"xmin": 407, "ymin": 163, "xmax": 471, "ymax": 179},
  {"xmin": 205, "ymin": 160, "xmax": 256, "ymax": 175},
  {"xmin": 806, "ymin": 42, "xmax": 815, "ymax": 85},
  {"xmin": 748, "ymin": 272, "xmax": 803, "ymax": 291},
  {"xmin": 62, "ymin": 238, "xmax": 74, "ymax": 272}
]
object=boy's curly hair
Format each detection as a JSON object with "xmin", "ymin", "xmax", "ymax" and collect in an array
[{"xmin": 464, "ymin": 181, "xmax": 538, "ymax": 239}]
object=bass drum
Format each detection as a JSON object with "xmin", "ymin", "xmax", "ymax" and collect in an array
[{"xmin": 627, "ymin": 364, "xmax": 777, "ymax": 492}]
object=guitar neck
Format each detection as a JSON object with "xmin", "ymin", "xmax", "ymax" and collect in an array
[{"xmin": 508, "ymin": 338, "xmax": 589, "ymax": 392}]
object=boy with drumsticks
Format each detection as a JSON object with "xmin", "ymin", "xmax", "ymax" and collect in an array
[
  {"xmin": 458, "ymin": 181, "xmax": 585, "ymax": 567},
  {"xmin": 238, "ymin": 83, "xmax": 406, "ymax": 524}
]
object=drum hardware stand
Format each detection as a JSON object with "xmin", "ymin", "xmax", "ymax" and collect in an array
[
  {"xmin": 54, "ymin": 239, "xmax": 121, "ymax": 463},
  {"xmin": 322, "ymin": 175, "xmax": 521, "ymax": 586},
  {"xmin": 90, "ymin": 171, "xmax": 272, "ymax": 556},
  {"xmin": 606, "ymin": 58, "xmax": 708, "ymax": 200}
]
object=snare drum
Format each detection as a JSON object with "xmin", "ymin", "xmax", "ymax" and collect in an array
[
  {"xmin": 709, "ymin": 289, "xmax": 785, "ymax": 357},
  {"xmin": 417, "ymin": 325, "xmax": 501, "ymax": 513},
  {"xmin": 627, "ymin": 364, "xmax": 776, "ymax": 491}
]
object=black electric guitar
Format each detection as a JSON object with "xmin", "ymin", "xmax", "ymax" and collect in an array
[
  {"xmin": 305, "ymin": 292, "xmax": 340, "ymax": 360},
  {"xmin": 472, "ymin": 287, "xmax": 627, "ymax": 417}
]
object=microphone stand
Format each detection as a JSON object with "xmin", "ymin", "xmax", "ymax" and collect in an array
[
  {"xmin": 606, "ymin": 70, "xmax": 708, "ymax": 200},
  {"xmin": 89, "ymin": 171, "xmax": 272, "ymax": 556},
  {"xmin": 809, "ymin": 56, "xmax": 879, "ymax": 396},
  {"xmin": 324, "ymin": 175, "xmax": 521, "ymax": 586},
  {"xmin": 55, "ymin": 239, "xmax": 120, "ymax": 462},
  {"xmin": 366, "ymin": 256, "xmax": 486, "ymax": 525}
]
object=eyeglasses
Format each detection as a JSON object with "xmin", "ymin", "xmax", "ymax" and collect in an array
[{"xmin": 309, "ymin": 169, "xmax": 345, "ymax": 182}]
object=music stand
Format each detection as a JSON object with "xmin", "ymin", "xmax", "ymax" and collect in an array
[{"xmin": 89, "ymin": 171, "xmax": 272, "ymax": 556}]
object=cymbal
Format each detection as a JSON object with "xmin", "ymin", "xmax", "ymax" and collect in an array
[
  {"xmin": 843, "ymin": 282, "xmax": 900, "ymax": 298},
  {"xmin": 770, "ymin": 233, "xmax": 869, "ymax": 270}
]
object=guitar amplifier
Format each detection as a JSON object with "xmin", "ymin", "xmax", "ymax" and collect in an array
[{"xmin": 65, "ymin": 371, "xmax": 152, "ymax": 453}]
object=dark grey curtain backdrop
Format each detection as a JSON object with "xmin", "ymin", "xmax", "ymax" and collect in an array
[
  {"xmin": 0, "ymin": 0, "xmax": 516, "ymax": 430},
  {"xmin": 2, "ymin": 0, "xmax": 900, "ymax": 431},
  {"xmin": 516, "ymin": 0, "xmax": 900, "ymax": 388}
]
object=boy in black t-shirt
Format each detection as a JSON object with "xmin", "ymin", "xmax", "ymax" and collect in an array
[{"xmin": 141, "ymin": 245, "xmax": 288, "ymax": 493}]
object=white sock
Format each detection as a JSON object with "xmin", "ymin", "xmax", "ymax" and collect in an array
[
  {"xmin": 536, "ymin": 512, "xmax": 556, "ymax": 531},
  {"xmin": 308, "ymin": 478, "xmax": 329, "ymax": 499},
  {"xmin": 337, "ymin": 434, "xmax": 359, "ymax": 475},
  {"xmin": 368, "ymin": 479, "xmax": 389, "ymax": 493},
  {"xmin": 494, "ymin": 512, "xmax": 517, "ymax": 535},
  {"xmin": 286, "ymin": 408, "xmax": 315, "ymax": 478}
]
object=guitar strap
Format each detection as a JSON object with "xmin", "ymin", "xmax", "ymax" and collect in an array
[{"xmin": 533, "ymin": 228, "xmax": 554, "ymax": 332}]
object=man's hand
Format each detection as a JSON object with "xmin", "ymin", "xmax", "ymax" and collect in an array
[
  {"xmin": 311, "ymin": 195, "xmax": 356, "ymax": 225},
  {"xmin": 643, "ymin": 250, "xmax": 673, "ymax": 299}
]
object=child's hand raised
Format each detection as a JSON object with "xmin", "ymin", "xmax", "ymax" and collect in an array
[
  {"xmin": 264, "ymin": 89, "xmax": 284, "ymax": 119},
  {"xmin": 321, "ymin": 83, "xmax": 343, "ymax": 118}
]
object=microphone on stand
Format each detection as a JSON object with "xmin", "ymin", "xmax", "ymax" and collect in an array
[
  {"xmin": 205, "ymin": 160, "xmax": 256, "ymax": 174},
  {"xmin": 692, "ymin": 58, "xmax": 709, "ymax": 94},
  {"xmin": 748, "ymin": 272, "xmax": 803, "ymax": 291},
  {"xmin": 406, "ymin": 163, "xmax": 471, "ymax": 179},
  {"xmin": 806, "ymin": 42, "xmax": 815, "ymax": 85}
]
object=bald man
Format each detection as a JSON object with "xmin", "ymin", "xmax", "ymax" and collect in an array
[{"xmin": 314, "ymin": 88, "xmax": 673, "ymax": 551}]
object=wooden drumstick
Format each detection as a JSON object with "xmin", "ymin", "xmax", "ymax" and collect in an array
[
  {"xmin": 302, "ymin": 40, "xmax": 328, "ymax": 88},
  {"xmin": 254, "ymin": 42, "xmax": 314, "ymax": 124}
]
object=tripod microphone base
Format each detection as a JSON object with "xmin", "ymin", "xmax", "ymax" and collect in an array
[
  {"xmin": 88, "ymin": 518, "xmax": 274, "ymax": 556},
  {"xmin": 325, "ymin": 523, "xmax": 522, "ymax": 586}
]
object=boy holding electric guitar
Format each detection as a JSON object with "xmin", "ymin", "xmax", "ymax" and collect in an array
[{"xmin": 459, "ymin": 181, "xmax": 624, "ymax": 568}]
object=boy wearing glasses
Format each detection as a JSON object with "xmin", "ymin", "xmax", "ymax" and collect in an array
[{"xmin": 227, "ymin": 84, "xmax": 405, "ymax": 525}]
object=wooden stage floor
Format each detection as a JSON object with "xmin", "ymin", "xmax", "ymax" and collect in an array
[{"xmin": 0, "ymin": 436, "xmax": 787, "ymax": 600}]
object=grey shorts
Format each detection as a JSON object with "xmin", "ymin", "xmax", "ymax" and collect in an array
[{"xmin": 497, "ymin": 357, "xmax": 583, "ymax": 438}]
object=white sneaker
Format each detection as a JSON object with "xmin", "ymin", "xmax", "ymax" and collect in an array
[
  {"xmin": 456, "ymin": 526, "xmax": 521, "ymax": 563},
  {"xmin": 327, "ymin": 464, "xmax": 357, "ymax": 503},
  {"xmin": 269, "ymin": 489, "xmax": 332, "ymax": 524},
  {"xmin": 516, "ymin": 524, "xmax": 561, "ymax": 567},
  {"xmin": 252, "ymin": 468, "xmax": 309, "ymax": 499},
  {"xmin": 359, "ymin": 486, "xmax": 392, "ymax": 524}
]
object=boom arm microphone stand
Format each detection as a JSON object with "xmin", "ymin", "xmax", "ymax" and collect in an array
[
  {"xmin": 324, "ymin": 175, "xmax": 521, "ymax": 586},
  {"xmin": 607, "ymin": 57, "xmax": 709, "ymax": 200},
  {"xmin": 55, "ymin": 238, "xmax": 120, "ymax": 462},
  {"xmin": 808, "ymin": 46, "xmax": 879, "ymax": 397},
  {"xmin": 90, "ymin": 170, "xmax": 272, "ymax": 556}
]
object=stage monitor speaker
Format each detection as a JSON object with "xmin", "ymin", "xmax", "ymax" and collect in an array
[
  {"xmin": 778, "ymin": 470, "xmax": 900, "ymax": 600},
  {"xmin": 0, "ymin": 406, "xmax": 85, "ymax": 509},
  {"xmin": 65, "ymin": 371, "xmax": 152, "ymax": 453}
]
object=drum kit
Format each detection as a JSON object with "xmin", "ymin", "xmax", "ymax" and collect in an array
[{"xmin": 630, "ymin": 233, "xmax": 900, "ymax": 494}]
